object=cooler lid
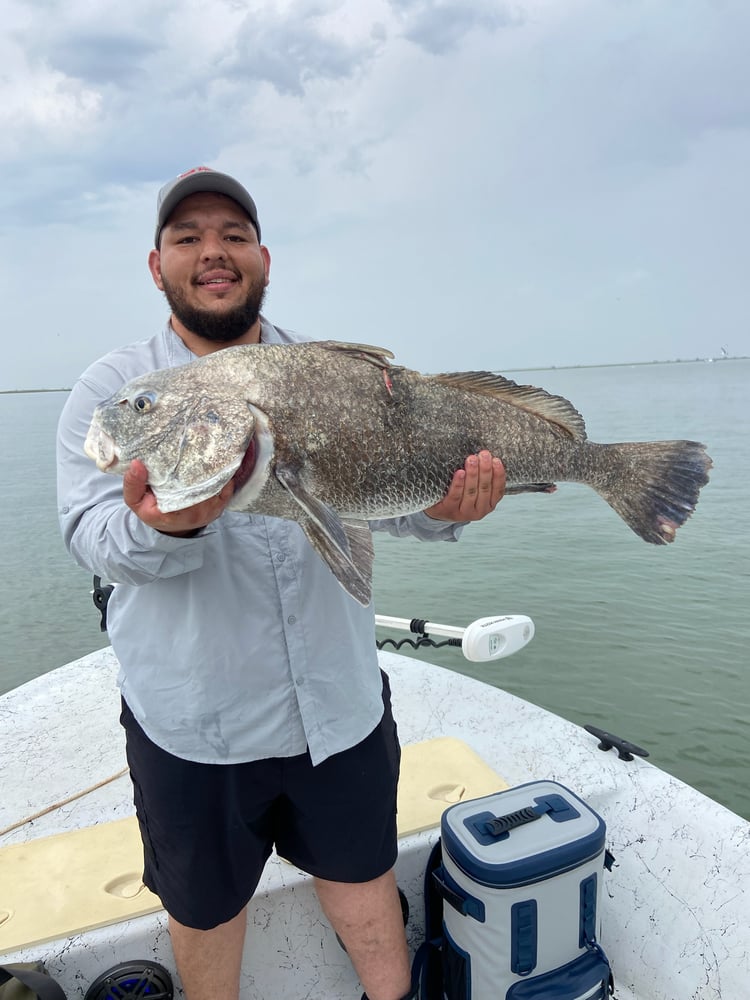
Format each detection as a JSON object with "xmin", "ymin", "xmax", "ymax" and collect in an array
[{"xmin": 441, "ymin": 780, "xmax": 606, "ymax": 887}]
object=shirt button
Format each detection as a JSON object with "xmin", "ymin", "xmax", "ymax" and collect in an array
[
  {"xmin": 287, "ymin": 615, "xmax": 297, "ymax": 625},
  {"xmin": 276, "ymin": 553, "xmax": 286, "ymax": 563}
]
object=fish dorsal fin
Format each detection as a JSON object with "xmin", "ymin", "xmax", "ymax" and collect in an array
[
  {"xmin": 317, "ymin": 341, "xmax": 395, "ymax": 367},
  {"xmin": 432, "ymin": 371, "xmax": 587, "ymax": 441}
]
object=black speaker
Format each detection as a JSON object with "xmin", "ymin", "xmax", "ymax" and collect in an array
[{"xmin": 84, "ymin": 961, "xmax": 173, "ymax": 1000}]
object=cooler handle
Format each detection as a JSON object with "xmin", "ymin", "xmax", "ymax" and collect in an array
[{"xmin": 483, "ymin": 802, "xmax": 553, "ymax": 837}]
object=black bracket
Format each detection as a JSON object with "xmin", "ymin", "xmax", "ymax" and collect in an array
[
  {"xmin": 92, "ymin": 575, "xmax": 114, "ymax": 632},
  {"xmin": 584, "ymin": 724, "xmax": 649, "ymax": 762},
  {"xmin": 376, "ymin": 617, "xmax": 463, "ymax": 653}
]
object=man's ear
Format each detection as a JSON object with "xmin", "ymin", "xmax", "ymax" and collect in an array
[
  {"xmin": 261, "ymin": 245, "xmax": 271, "ymax": 287},
  {"xmin": 148, "ymin": 248, "xmax": 164, "ymax": 291}
]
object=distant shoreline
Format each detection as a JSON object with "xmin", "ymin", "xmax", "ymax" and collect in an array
[
  {"xmin": 0, "ymin": 387, "xmax": 71, "ymax": 395},
  {"xmin": 504, "ymin": 355, "xmax": 748, "ymax": 374},
  {"xmin": 2, "ymin": 354, "xmax": 747, "ymax": 394}
]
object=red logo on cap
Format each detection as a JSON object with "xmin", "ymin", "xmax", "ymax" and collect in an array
[{"xmin": 178, "ymin": 166, "xmax": 214, "ymax": 179}]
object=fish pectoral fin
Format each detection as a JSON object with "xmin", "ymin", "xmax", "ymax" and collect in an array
[
  {"xmin": 275, "ymin": 462, "xmax": 374, "ymax": 606},
  {"xmin": 276, "ymin": 461, "xmax": 352, "ymax": 558},
  {"xmin": 299, "ymin": 518, "xmax": 373, "ymax": 607},
  {"xmin": 341, "ymin": 518, "xmax": 374, "ymax": 596}
]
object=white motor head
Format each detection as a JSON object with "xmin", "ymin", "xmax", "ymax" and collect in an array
[{"xmin": 461, "ymin": 615, "xmax": 535, "ymax": 662}]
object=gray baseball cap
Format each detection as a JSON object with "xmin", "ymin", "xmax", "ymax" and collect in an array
[{"xmin": 154, "ymin": 166, "xmax": 261, "ymax": 246}]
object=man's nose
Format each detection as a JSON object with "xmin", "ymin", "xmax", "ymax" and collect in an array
[{"xmin": 201, "ymin": 231, "xmax": 226, "ymax": 259}]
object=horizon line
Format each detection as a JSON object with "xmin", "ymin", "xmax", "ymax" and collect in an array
[{"xmin": 1, "ymin": 353, "xmax": 747, "ymax": 395}]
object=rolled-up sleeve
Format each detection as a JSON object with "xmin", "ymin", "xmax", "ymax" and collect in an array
[{"xmin": 370, "ymin": 510, "xmax": 466, "ymax": 542}]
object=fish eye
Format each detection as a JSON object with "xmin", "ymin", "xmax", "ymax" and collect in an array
[{"xmin": 133, "ymin": 392, "xmax": 156, "ymax": 413}]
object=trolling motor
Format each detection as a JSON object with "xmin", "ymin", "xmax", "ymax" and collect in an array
[
  {"xmin": 375, "ymin": 614, "xmax": 534, "ymax": 662},
  {"xmin": 93, "ymin": 576, "xmax": 534, "ymax": 664}
]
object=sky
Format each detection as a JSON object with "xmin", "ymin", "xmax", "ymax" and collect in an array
[{"xmin": 2, "ymin": 0, "xmax": 749, "ymax": 390}]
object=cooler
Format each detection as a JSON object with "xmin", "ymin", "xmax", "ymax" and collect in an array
[{"xmin": 436, "ymin": 780, "xmax": 611, "ymax": 999}]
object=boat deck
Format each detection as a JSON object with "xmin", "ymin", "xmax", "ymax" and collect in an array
[{"xmin": 2, "ymin": 647, "xmax": 748, "ymax": 998}]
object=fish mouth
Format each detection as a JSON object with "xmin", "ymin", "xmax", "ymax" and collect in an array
[
  {"xmin": 84, "ymin": 425, "xmax": 119, "ymax": 471},
  {"xmin": 232, "ymin": 436, "xmax": 257, "ymax": 492},
  {"xmin": 226, "ymin": 404, "xmax": 273, "ymax": 511}
]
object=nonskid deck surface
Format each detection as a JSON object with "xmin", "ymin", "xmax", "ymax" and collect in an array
[{"xmin": 1, "ymin": 648, "xmax": 747, "ymax": 999}]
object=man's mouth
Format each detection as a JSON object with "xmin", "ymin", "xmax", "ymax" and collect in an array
[{"xmin": 195, "ymin": 270, "xmax": 240, "ymax": 289}]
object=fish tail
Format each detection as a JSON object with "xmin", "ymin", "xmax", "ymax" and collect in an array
[{"xmin": 592, "ymin": 440, "xmax": 712, "ymax": 544}]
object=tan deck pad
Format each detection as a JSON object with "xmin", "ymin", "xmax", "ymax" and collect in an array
[
  {"xmin": 0, "ymin": 737, "xmax": 505, "ymax": 953},
  {"xmin": 397, "ymin": 736, "xmax": 508, "ymax": 836},
  {"xmin": 0, "ymin": 815, "xmax": 159, "ymax": 954}
]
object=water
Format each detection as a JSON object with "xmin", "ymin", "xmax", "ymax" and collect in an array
[{"xmin": 1, "ymin": 361, "xmax": 748, "ymax": 820}]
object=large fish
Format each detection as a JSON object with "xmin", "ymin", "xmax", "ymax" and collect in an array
[{"xmin": 84, "ymin": 341, "xmax": 712, "ymax": 605}]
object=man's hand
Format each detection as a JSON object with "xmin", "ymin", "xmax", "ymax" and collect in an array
[
  {"xmin": 123, "ymin": 459, "xmax": 234, "ymax": 536},
  {"xmin": 424, "ymin": 450, "xmax": 506, "ymax": 523}
]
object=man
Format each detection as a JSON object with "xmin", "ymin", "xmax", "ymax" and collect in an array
[{"xmin": 57, "ymin": 167, "xmax": 505, "ymax": 1000}]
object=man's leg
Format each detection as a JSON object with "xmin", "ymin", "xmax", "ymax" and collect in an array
[
  {"xmin": 120, "ymin": 701, "xmax": 277, "ymax": 999},
  {"xmin": 168, "ymin": 906, "xmax": 247, "ymax": 1000},
  {"xmin": 314, "ymin": 869, "xmax": 412, "ymax": 1000}
]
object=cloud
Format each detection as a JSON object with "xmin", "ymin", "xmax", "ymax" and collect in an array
[
  {"xmin": 221, "ymin": 2, "xmax": 385, "ymax": 97},
  {"xmin": 2, "ymin": 0, "xmax": 750, "ymax": 388},
  {"xmin": 0, "ymin": 0, "xmax": 395, "ymax": 228},
  {"xmin": 388, "ymin": 0, "xmax": 522, "ymax": 54},
  {"xmin": 0, "ymin": 71, "xmax": 102, "ymax": 157},
  {"xmin": 33, "ymin": 31, "xmax": 161, "ymax": 86}
]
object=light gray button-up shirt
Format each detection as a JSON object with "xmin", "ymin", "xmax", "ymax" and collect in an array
[{"xmin": 57, "ymin": 320, "xmax": 464, "ymax": 766}]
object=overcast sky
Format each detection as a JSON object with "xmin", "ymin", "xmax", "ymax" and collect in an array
[{"xmin": 2, "ymin": 0, "xmax": 748, "ymax": 390}]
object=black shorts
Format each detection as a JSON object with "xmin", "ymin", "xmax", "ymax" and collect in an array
[{"xmin": 120, "ymin": 673, "xmax": 400, "ymax": 930}]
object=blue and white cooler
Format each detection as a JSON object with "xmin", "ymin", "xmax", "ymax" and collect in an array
[{"xmin": 435, "ymin": 780, "xmax": 613, "ymax": 999}]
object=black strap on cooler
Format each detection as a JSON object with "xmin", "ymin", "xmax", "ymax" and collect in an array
[
  {"xmin": 432, "ymin": 868, "xmax": 483, "ymax": 919},
  {"xmin": 431, "ymin": 866, "xmax": 486, "ymax": 923},
  {"xmin": 0, "ymin": 964, "xmax": 66, "ymax": 1000}
]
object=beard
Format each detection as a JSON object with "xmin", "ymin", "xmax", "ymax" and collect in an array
[{"xmin": 161, "ymin": 272, "xmax": 267, "ymax": 344}]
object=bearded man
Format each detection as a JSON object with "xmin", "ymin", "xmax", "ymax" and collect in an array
[{"xmin": 57, "ymin": 166, "xmax": 505, "ymax": 1000}]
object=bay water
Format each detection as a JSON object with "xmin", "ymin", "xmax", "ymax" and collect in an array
[{"xmin": 1, "ymin": 360, "xmax": 748, "ymax": 819}]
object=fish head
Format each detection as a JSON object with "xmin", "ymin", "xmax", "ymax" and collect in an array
[{"xmin": 84, "ymin": 361, "xmax": 259, "ymax": 512}]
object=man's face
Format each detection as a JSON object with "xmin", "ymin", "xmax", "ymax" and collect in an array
[{"xmin": 148, "ymin": 192, "xmax": 271, "ymax": 345}]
